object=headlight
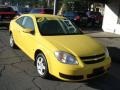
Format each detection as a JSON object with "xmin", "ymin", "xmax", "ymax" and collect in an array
[
  {"xmin": 105, "ymin": 48, "xmax": 109, "ymax": 57},
  {"xmin": 55, "ymin": 51, "xmax": 78, "ymax": 64}
]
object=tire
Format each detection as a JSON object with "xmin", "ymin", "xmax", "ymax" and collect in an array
[
  {"xmin": 9, "ymin": 34, "xmax": 17, "ymax": 48},
  {"xmin": 36, "ymin": 53, "xmax": 49, "ymax": 78}
]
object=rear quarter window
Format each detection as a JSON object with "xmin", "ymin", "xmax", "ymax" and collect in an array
[{"xmin": 16, "ymin": 17, "xmax": 25, "ymax": 26}]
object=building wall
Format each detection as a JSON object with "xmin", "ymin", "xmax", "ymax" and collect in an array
[{"xmin": 102, "ymin": 0, "xmax": 120, "ymax": 34}]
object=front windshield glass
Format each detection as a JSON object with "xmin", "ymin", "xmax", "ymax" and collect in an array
[{"xmin": 36, "ymin": 17, "xmax": 83, "ymax": 36}]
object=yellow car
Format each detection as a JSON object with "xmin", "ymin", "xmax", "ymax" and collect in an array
[{"xmin": 9, "ymin": 14, "xmax": 111, "ymax": 81}]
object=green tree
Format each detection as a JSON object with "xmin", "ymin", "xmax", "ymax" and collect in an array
[{"xmin": 58, "ymin": 0, "xmax": 89, "ymax": 15}]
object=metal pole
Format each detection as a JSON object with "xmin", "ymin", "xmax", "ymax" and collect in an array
[
  {"xmin": 53, "ymin": 0, "xmax": 57, "ymax": 15},
  {"xmin": 47, "ymin": 0, "xmax": 50, "ymax": 8}
]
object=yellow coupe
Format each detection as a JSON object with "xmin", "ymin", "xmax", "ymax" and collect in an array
[{"xmin": 9, "ymin": 14, "xmax": 111, "ymax": 81}]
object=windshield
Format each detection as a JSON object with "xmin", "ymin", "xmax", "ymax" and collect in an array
[{"xmin": 36, "ymin": 17, "xmax": 83, "ymax": 36}]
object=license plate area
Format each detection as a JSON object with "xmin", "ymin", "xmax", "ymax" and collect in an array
[
  {"xmin": 93, "ymin": 67, "xmax": 104, "ymax": 74},
  {"xmin": 87, "ymin": 67, "xmax": 105, "ymax": 78}
]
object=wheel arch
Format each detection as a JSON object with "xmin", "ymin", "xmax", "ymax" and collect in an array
[
  {"xmin": 9, "ymin": 31, "xmax": 12, "ymax": 35},
  {"xmin": 34, "ymin": 49, "xmax": 45, "ymax": 66}
]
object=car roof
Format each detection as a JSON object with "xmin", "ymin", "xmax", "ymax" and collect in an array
[
  {"xmin": 31, "ymin": 8, "xmax": 53, "ymax": 10},
  {"xmin": 21, "ymin": 14, "xmax": 65, "ymax": 19}
]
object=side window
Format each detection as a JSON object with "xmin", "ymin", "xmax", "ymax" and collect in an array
[
  {"xmin": 16, "ymin": 17, "xmax": 25, "ymax": 26},
  {"xmin": 22, "ymin": 17, "xmax": 35, "ymax": 30}
]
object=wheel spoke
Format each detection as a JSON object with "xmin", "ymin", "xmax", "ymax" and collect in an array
[
  {"xmin": 42, "ymin": 65, "xmax": 45, "ymax": 70},
  {"xmin": 37, "ymin": 56, "xmax": 46, "ymax": 76},
  {"xmin": 10, "ymin": 36, "xmax": 13, "ymax": 46}
]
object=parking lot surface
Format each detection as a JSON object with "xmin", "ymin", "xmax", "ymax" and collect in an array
[{"xmin": 0, "ymin": 29, "xmax": 120, "ymax": 90}]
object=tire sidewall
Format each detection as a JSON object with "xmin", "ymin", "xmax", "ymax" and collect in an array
[
  {"xmin": 36, "ymin": 53, "xmax": 49, "ymax": 78},
  {"xmin": 10, "ymin": 34, "xmax": 15, "ymax": 48}
]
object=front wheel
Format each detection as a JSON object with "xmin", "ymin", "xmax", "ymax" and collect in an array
[
  {"xmin": 36, "ymin": 53, "xmax": 49, "ymax": 78},
  {"xmin": 9, "ymin": 34, "xmax": 17, "ymax": 48}
]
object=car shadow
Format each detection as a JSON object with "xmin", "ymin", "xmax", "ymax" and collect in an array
[
  {"xmin": 47, "ymin": 74, "xmax": 62, "ymax": 81},
  {"xmin": 107, "ymin": 47, "xmax": 120, "ymax": 63},
  {"xmin": 84, "ymin": 73, "xmax": 120, "ymax": 90}
]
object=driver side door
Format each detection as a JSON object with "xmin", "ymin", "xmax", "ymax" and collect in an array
[{"xmin": 19, "ymin": 16, "xmax": 37, "ymax": 57}]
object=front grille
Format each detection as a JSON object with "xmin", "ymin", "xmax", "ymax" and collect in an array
[
  {"xmin": 80, "ymin": 53, "xmax": 105, "ymax": 64},
  {"xmin": 59, "ymin": 73, "xmax": 84, "ymax": 80}
]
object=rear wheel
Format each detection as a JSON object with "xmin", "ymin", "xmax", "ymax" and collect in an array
[{"xmin": 36, "ymin": 53, "xmax": 49, "ymax": 78}]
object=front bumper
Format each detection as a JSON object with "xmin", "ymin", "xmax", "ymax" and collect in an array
[{"xmin": 50, "ymin": 57, "xmax": 111, "ymax": 81}]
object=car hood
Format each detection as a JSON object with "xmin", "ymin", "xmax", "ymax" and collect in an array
[{"xmin": 43, "ymin": 35, "xmax": 105, "ymax": 57}]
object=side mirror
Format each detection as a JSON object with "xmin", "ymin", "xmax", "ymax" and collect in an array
[{"xmin": 22, "ymin": 28, "xmax": 33, "ymax": 33}]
